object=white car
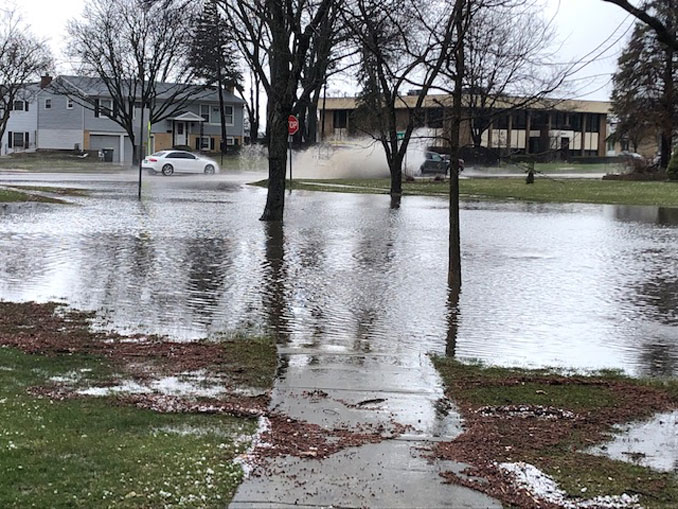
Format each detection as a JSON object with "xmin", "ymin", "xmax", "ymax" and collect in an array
[{"xmin": 142, "ymin": 150, "xmax": 220, "ymax": 176}]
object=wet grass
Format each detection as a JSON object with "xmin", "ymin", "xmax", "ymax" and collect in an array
[
  {"xmin": 0, "ymin": 301, "xmax": 280, "ymax": 507},
  {"xmin": 6, "ymin": 185, "xmax": 90, "ymax": 197},
  {"xmin": 251, "ymin": 178, "xmax": 678, "ymax": 207},
  {"xmin": 0, "ymin": 347, "xmax": 256, "ymax": 508},
  {"xmin": 0, "ymin": 188, "xmax": 66, "ymax": 204},
  {"xmin": 432, "ymin": 358, "xmax": 678, "ymax": 508}
]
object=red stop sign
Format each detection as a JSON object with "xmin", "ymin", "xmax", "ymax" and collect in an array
[{"xmin": 288, "ymin": 115, "xmax": 299, "ymax": 135}]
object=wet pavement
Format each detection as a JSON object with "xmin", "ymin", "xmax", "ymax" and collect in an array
[{"xmin": 1, "ymin": 169, "xmax": 677, "ymax": 506}]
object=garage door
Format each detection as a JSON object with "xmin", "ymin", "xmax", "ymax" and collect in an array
[{"xmin": 89, "ymin": 135, "xmax": 120, "ymax": 163}]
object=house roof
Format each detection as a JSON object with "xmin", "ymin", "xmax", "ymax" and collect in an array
[
  {"xmin": 321, "ymin": 94, "xmax": 611, "ymax": 114},
  {"xmin": 51, "ymin": 75, "xmax": 246, "ymax": 105}
]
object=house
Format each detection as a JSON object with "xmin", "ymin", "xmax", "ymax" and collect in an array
[
  {"xmin": 319, "ymin": 94, "xmax": 615, "ymax": 160},
  {"xmin": 1, "ymin": 75, "xmax": 246, "ymax": 164},
  {"xmin": 1, "ymin": 84, "xmax": 40, "ymax": 156}
]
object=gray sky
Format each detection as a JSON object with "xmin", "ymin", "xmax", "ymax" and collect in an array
[{"xmin": 18, "ymin": 0, "xmax": 633, "ymax": 101}]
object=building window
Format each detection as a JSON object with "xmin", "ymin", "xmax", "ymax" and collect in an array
[
  {"xmin": 226, "ymin": 136, "xmax": 235, "ymax": 146},
  {"xmin": 199, "ymin": 136, "xmax": 211, "ymax": 149},
  {"xmin": 222, "ymin": 105, "xmax": 233, "ymax": 125},
  {"xmin": 12, "ymin": 101, "xmax": 24, "ymax": 111},
  {"xmin": 333, "ymin": 110, "xmax": 348, "ymax": 129},
  {"xmin": 100, "ymin": 99, "xmax": 113, "ymax": 118},
  {"xmin": 495, "ymin": 114, "xmax": 510, "ymax": 129},
  {"xmin": 67, "ymin": 99, "xmax": 74, "ymax": 109},
  {"xmin": 587, "ymin": 114, "xmax": 600, "ymax": 133},
  {"xmin": 427, "ymin": 108, "xmax": 444, "ymax": 129},
  {"xmin": 12, "ymin": 132, "xmax": 27, "ymax": 148},
  {"xmin": 200, "ymin": 104, "xmax": 210, "ymax": 123},
  {"xmin": 513, "ymin": 111, "xmax": 527, "ymax": 129},
  {"xmin": 44, "ymin": 99, "xmax": 51, "ymax": 110}
]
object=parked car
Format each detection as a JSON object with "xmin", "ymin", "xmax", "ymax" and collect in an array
[
  {"xmin": 419, "ymin": 151, "xmax": 464, "ymax": 175},
  {"xmin": 143, "ymin": 150, "xmax": 220, "ymax": 176}
]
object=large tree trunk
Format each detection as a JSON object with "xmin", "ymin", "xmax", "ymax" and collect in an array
[
  {"xmin": 388, "ymin": 152, "xmax": 403, "ymax": 197},
  {"xmin": 661, "ymin": 45, "xmax": 674, "ymax": 168},
  {"xmin": 448, "ymin": 14, "xmax": 465, "ymax": 291},
  {"xmin": 260, "ymin": 105, "xmax": 288, "ymax": 221},
  {"xmin": 307, "ymin": 103, "xmax": 318, "ymax": 146}
]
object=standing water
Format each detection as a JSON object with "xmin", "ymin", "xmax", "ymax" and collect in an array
[{"xmin": 0, "ymin": 173, "xmax": 676, "ymax": 376}]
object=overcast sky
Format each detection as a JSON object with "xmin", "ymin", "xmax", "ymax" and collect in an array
[{"xmin": 17, "ymin": 0, "xmax": 633, "ymax": 101}]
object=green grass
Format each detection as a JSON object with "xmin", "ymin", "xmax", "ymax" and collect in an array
[
  {"xmin": 0, "ymin": 188, "xmax": 66, "ymax": 204},
  {"xmin": 217, "ymin": 334, "xmax": 278, "ymax": 389},
  {"xmin": 0, "ymin": 340, "xmax": 272, "ymax": 507},
  {"xmin": 432, "ymin": 358, "xmax": 678, "ymax": 508},
  {"xmin": 252, "ymin": 177, "xmax": 678, "ymax": 207},
  {"xmin": 6, "ymin": 185, "xmax": 89, "ymax": 197}
]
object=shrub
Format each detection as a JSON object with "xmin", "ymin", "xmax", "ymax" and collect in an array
[{"xmin": 667, "ymin": 150, "xmax": 678, "ymax": 180}]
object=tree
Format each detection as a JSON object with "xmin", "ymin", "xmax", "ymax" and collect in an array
[
  {"xmin": 602, "ymin": 0, "xmax": 678, "ymax": 50},
  {"xmin": 345, "ymin": 0, "xmax": 463, "ymax": 200},
  {"xmin": 611, "ymin": 5, "xmax": 678, "ymax": 168},
  {"xmin": 463, "ymin": 1, "xmax": 564, "ymax": 151},
  {"xmin": 63, "ymin": 0, "xmax": 199, "ymax": 165},
  {"xmin": 0, "ymin": 8, "xmax": 52, "ymax": 152},
  {"xmin": 189, "ymin": 0, "xmax": 243, "ymax": 159},
  {"xmin": 221, "ymin": 0, "xmax": 337, "ymax": 221}
]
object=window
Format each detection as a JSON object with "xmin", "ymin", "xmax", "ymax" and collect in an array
[
  {"xmin": 200, "ymin": 104, "xmax": 210, "ymax": 123},
  {"xmin": 44, "ymin": 98, "xmax": 51, "ymax": 110},
  {"xmin": 586, "ymin": 114, "xmax": 600, "ymax": 133},
  {"xmin": 495, "ymin": 114, "xmax": 510, "ymax": 129},
  {"xmin": 67, "ymin": 99, "xmax": 74, "ymax": 109},
  {"xmin": 333, "ymin": 110, "xmax": 348, "ymax": 129},
  {"xmin": 12, "ymin": 132, "xmax": 27, "ymax": 148},
  {"xmin": 199, "ymin": 136, "xmax": 211, "ymax": 149},
  {"xmin": 177, "ymin": 122, "xmax": 184, "ymax": 135},
  {"xmin": 427, "ymin": 108, "xmax": 444, "ymax": 128},
  {"xmin": 513, "ymin": 111, "xmax": 527, "ymax": 129},
  {"xmin": 100, "ymin": 99, "xmax": 113, "ymax": 117},
  {"xmin": 222, "ymin": 105, "xmax": 233, "ymax": 125},
  {"xmin": 167, "ymin": 152, "xmax": 195, "ymax": 159},
  {"xmin": 202, "ymin": 104, "xmax": 234, "ymax": 124},
  {"xmin": 12, "ymin": 101, "xmax": 24, "ymax": 111},
  {"xmin": 226, "ymin": 136, "xmax": 235, "ymax": 146}
]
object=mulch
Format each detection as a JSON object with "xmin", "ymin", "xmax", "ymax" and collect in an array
[{"xmin": 430, "ymin": 373, "xmax": 677, "ymax": 508}]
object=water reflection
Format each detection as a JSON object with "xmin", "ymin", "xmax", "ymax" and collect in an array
[{"xmin": 0, "ymin": 178, "xmax": 677, "ymax": 376}]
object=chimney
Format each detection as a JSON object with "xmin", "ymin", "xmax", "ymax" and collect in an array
[{"xmin": 40, "ymin": 74, "xmax": 53, "ymax": 89}]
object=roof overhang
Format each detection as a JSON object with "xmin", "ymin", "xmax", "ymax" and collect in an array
[{"xmin": 170, "ymin": 112, "xmax": 205, "ymax": 122}]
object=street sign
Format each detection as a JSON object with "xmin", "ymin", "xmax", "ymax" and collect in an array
[
  {"xmin": 397, "ymin": 131, "xmax": 406, "ymax": 140},
  {"xmin": 288, "ymin": 115, "xmax": 299, "ymax": 136}
]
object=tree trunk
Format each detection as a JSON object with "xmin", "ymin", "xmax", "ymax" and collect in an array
[
  {"xmin": 389, "ymin": 154, "xmax": 403, "ymax": 197},
  {"xmin": 217, "ymin": 74, "xmax": 228, "ymax": 159},
  {"xmin": 661, "ymin": 45, "xmax": 674, "ymax": 168},
  {"xmin": 307, "ymin": 103, "xmax": 318, "ymax": 146},
  {"xmin": 260, "ymin": 106, "xmax": 287, "ymax": 221},
  {"xmin": 448, "ymin": 14, "xmax": 465, "ymax": 291}
]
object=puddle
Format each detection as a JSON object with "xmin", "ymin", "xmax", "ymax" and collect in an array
[{"xmin": 587, "ymin": 411, "xmax": 678, "ymax": 472}]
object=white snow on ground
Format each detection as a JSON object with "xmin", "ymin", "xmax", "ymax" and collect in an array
[
  {"xmin": 75, "ymin": 374, "xmax": 225, "ymax": 398},
  {"xmin": 77, "ymin": 380, "xmax": 151, "ymax": 396},
  {"xmin": 234, "ymin": 416, "xmax": 271, "ymax": 477},
  {"xmin": 500, "ymin": 462, "xmax": 642, "ymax": 509}
]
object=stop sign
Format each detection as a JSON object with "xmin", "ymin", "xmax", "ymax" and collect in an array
[{"xmin": 288, "ymin": 115, "xmax": 299, "ymax": 135}]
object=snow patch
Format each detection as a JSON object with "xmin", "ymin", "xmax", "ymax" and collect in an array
[
  {"xmin": 234, "ymin": 416, "xmax": 271, "ymax": 477},
  {"xmin": 500, "ymin": 462, "xmax": 641, "ymax": 509},
  {"xmin": 76, "ymin": 375, "xmax": 225, "ymax": 399}
]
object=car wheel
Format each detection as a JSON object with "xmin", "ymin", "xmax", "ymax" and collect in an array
[
  {"xmin": 161, "ymin": 164, "xmax": 174, "ymax": 176},
  {"xmin": 204, "ymin": 164, "xmax": 215, "ymax": 175}
]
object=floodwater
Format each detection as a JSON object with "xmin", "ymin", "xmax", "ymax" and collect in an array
[{"xmin": 0, "ymin": 172, "xmax": 677, "ymax": 377}]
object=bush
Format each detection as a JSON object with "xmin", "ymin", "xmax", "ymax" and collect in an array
[{"xmin": 667, "ymin": 150, "xmax": 678, "ymax": 180}]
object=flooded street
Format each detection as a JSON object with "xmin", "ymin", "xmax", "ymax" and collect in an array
[{"xmin": 0, "ymin": 172, "xmax": 677, "ymax": 377}]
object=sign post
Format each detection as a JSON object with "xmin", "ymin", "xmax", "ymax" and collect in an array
[{"xmin": 288, "ymin": 115, "xmax": 299, "ymax": 192}]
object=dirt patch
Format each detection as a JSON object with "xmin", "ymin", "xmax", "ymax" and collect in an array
[{"xmin": 431, "ymin": 359, "xmax": 678, "ymax": 508}]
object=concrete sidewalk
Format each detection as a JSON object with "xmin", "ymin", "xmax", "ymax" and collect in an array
[{"xmin": 230, "ymin": 349, "xmax": 500, "ymax": 508}]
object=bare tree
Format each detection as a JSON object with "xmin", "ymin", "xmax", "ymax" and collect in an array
[
  {"xmin": 0, "ymin": 8, "xmax": 52, "ymax": 152},
  {"xmin": 62, "ymin": 0, "xmax": 200, "ymax": 164},
  {"xmin": 220, "ymin": 0, "xmax": 336, "ymax": 221},
  {"xmin": 463, "ymin": 1, "xmax": 565, "ymax": 151},
  {"xmin": 602, "ymin": 0, "xmax": 678, "ymax": 50},
  {"xmin": 345, "ymin": 0, "xmax": 464, "ymax": 199}
]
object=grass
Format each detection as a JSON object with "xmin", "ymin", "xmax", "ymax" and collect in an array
[
  {"xmin": 6, "ymin": 185, "xmax": 89, "ymax": 197},
  {"xmin": 0, "ymin": 188, "xmax": 66, "ymax": 204},
  {"xmin": 431, "ymin": 358, "xmax": 678, "ymax": 508},
  {"xmin": 0, "ymin": 301, "xmax": 280, "ymax": 508},
  {"xmin": 251, "ymin": 177, "xmax": 678, "ymax": 207}
]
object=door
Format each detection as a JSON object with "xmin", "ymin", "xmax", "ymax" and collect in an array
[
  {"xmin": 560, "ymin": 137, "xmax": 570, "ymax": 160},
  {"xmin": 176, "ymin": 122, "xmax": 186, "ymax": 145}
]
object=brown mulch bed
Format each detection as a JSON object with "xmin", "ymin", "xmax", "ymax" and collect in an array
[{"xmin": 431, "ymin": 371, "xmax": 677, "ymax": 508}]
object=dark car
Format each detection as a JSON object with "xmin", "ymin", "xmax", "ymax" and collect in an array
[
  {"xmin": 420, "ymin": 151, "xmax": 450, "ymax": 175},
  {"xmin": 420, "ymin": 152, "xmax": 464, "ymax": 175}
]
